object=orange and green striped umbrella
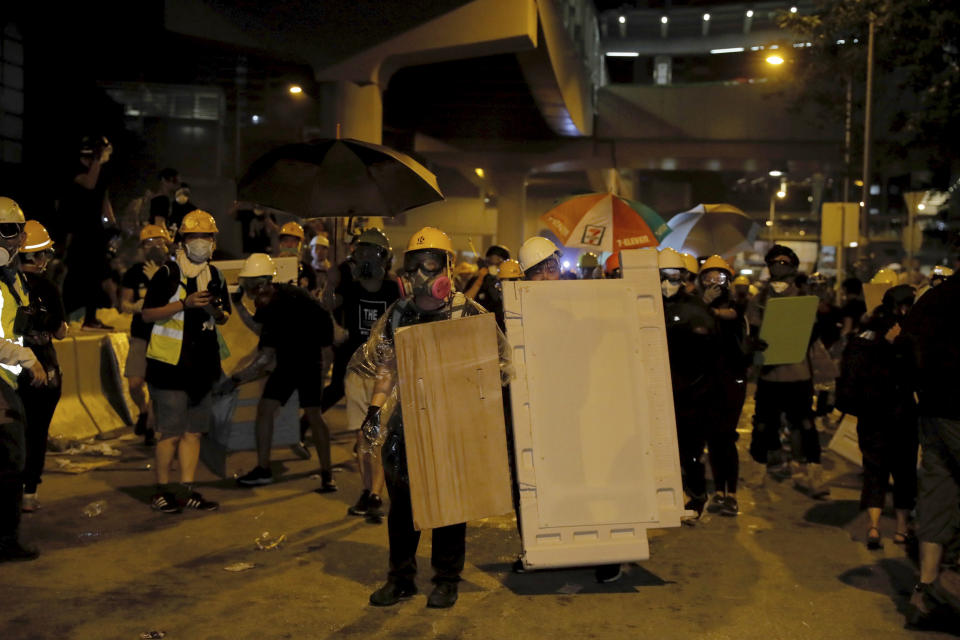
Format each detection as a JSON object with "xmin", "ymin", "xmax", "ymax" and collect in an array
[{"xmin": 539, "ymin": 193, "xmax": 668, "ymax": 252}]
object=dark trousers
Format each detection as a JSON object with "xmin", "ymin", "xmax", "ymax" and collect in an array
[
  {"xmin": 750, "ymin": 379, "xmax": 820, "ymax": 464},
  {"xmin": 320, "ymin": 343, "xmax": 353, "ymax": 413},
  {"xmin": 18, "ymin": 376, "xmax": 62, "ymax": 494},
  {"xmin": 857, "ymin": 412, "xmax": 918, "ymax": 511},
  {"xmin": 708, "ymin": 377, "xmax": 746, "ymax": 494},
  {"xmin": 676, "ymin": 409, "xmax": 707, "ymax": 499},
  {"xmin": 0, "ymin": 383, "xmax": 27, "ymax": 542},
  {"xmin": 385, "ymin": 474, "xmax": 466, "ymax": 584},
  {"xmin": 916, "ymin": 415, "xmax": 960, "ymax": 545}
]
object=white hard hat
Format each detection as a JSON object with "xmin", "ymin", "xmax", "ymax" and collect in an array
[
  {"xmin": 518, "ymin": 236, "xmax": 561, "ymax": 271},
  {"xmin": 238, "ymin": 253, "xmax": 277, "ymax": 278},
  {"xmin": 658, "ymin": 247, "xmax": 686, "ymax": 270},
  {"xmin": 310, "ymin": 234, "xmax": 330, "ymax": 248}
]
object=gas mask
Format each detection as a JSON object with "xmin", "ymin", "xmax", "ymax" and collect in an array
[
  {"xmin": 145, "ymin": 247, "xmax": 167, "ymax": 264},
  {"xmin": 353, "ymin": 244, "xmax": 388, "ymax": 282},
  {"xmin": 768, "ymin": 262, "xmax": 796, "ymax": 281},
  {"xmin": 185, "ymin": 238, "xmax": 214, "ymax": 263},
  {"xmin": 398, "ymin": 250, "xmax": 451, "ymax": 301},
  {"xmin": 0, "ymin": 247, "xmax": 16, "ymax": 267},
  {"xmin": 0, "ymin": 223, "xmax": 22, "ymax": 267}
]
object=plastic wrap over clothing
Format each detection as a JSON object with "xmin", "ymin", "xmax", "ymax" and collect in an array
[{"xmin": 350, "ymin": 293, "xmax": 514, "ymax": 483}]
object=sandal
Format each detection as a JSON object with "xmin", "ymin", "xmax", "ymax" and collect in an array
[
  {"xmin": 867, "ymin": 526, "xmax": 883, "ymax": 550},
  {"xmin": 893, "ymin": 531, "xmax": 912, "ymax": 545}
]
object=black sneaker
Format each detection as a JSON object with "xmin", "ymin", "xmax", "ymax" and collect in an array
[
  {"xmin": 511, "ymin": 557, "xmax": 528, "ymax": 574},
  {"xmin": 684, "ymin": 496, "xmax": 707, "ymax": 519},
  {"xmin": 348, "ymin": 490, "xmax": 371, "ymax": 516},
  {"xmin": 0, "ymin": 539, "xmax": 39, "ymax": 563},
  {"xmin": 426, "ymin": 581, "xmax": 459, "ymax": 608},
  {"xmin": 81, "ymin": 320, "xmax": 113, "ymax": 331},
  {"xmin": 315, "ymin": 470, "xmax": 337, "ymax": 494},
  {"xmin": 290, "ymin": 441, "xmax": 311, "ymax": 460},
  {"xmin": 706, "ymin": 493, "xmax": 725, "ymax": 514},
  {"xmin": 595, "ymin": 563, "xmax": 623, "ymax": 583},
  {"xmin": 369, "ymin": 580, "xmax": 418, "ymax": 607},
  {"xmin": 143, "ymin": 429, "xmax": 156, "ymax": 447},
  {"xmin": 184, "ymin": 491, "xmax": 219, "ymax": 511},
  {"xmin": 366, "ymin": 493, "xmax": 384, "ymax": 523},
  {"xmin": 720, "ymin": 496, "xmax": 740, "ymax": 517},
  {"xmin": 237, "ymin": 466, "xmax": 274, "ymax": 487},
  {"xmin": 134, "ymin": 412, "xmax": 148, "ymax": 435},
  {"xmin": 151, "ymin": 492, "xmax": 181, "ymax": 514}
]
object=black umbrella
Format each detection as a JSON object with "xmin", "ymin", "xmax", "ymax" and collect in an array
[{"xmin": 237, "ymin": 138, "xmax": 443, "ymax": 218}]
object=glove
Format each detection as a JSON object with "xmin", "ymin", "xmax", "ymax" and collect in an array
[
  {"xmin": 702, "ymin": 285, "xmax": 722, "ymax": 306},
  {"xmin": 360, "ymin": 405, "xmax": 382, "ymax": 444}
]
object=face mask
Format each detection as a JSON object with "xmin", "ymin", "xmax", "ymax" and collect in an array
[
  {"xmin": 661, "ymin": 280, "xmax": 681, "ymax": 298},
  {"xmin": 487, "ymin": 264, "xmax": 499, "ymax": 277},
  {"xmin": 278, "ymin": 245, "xmax": 299, "ymax": 257},
  {"xmin": 0, "ymin": 246, "xmax": 16, "ymax": 267},
  {"xmin": 770, "ymin": 281, "xmax": 790, "ymax": 294},
  {"xmin": 175, "ymin": 193, "xmax": 189, "ymax": 205},
  {"xmin": 769, "ymin": 263, "xmax": 795, "ymax": 280},
  {"xmin": 185, "ymin": 238, "xmax": 213, "ymax": 263},
  {"xmin": 145, "ymin": 247, "xmax": 167, "ymax": 264}
]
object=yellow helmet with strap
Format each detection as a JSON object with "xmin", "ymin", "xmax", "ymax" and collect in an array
[
  {"xmin": 139, "ymin": 224, "xmax": 169, "ymax": 242},
  {"xmin": 0, "ymin": 197, "xmax": 26, "ymax": 224},
  {"xmin": 181, "ymin": 209, "xmax": 218, "ymax": 234},
  {"xmin": 22, "ymin": 220, "xmax": 53, "ymax": 253},
  {"xmin": 406, "ymin": 227, "xmax": 455, "ymax": 260},
  {"xmin": 279, "ymin": 221, "xmax": 305, "ymax": 240},
  {"xmin": 700, "ymin": 255, "xmax": 733, "ymax": 276},
  {"xmin": 497, "ymin": 259, "xmax": 524, "ymax": 279}
]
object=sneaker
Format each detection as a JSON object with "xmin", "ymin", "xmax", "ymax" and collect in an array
[
  {"xmin": 21, "ymin": 493, "xmax": 39, "ymax": 512},
  {"xmin": 315, "ymin": 470, "xmax": 337, "ymax": 494},
  {"xmin": 706, "ymin": 493, "xmax": 725, "ymax": 514},
  {"xmin": 81, "ymin": 320, "xmax": 113, "ymax": 331},
  {"xmin": 511, "ymin": 557, "xmax": 528, "ymax": 574},
  {"xmin": 143, "ymin": 429, "xmax": 156, "ymax": 447},
  {"xmin": 720, "ymin": 496, "xmax": 739, "ymax": 517},
  {"xmin": 237, "ymin": 466, "xmax": 274, "ymax": 487},
  {"xmin": 348, "ymin": 490, "xmax": 371, "ymax": 516},
  {"xmin": 290, "ymin": 441, "xmax": 311, "ymax": 460},
  {"xmin": 0, "ymin": 538, "xmax": 39, "ymax": 563},
  {"xmin": 151, "ymin": 492, "xmax": 181, "ymax": 514},
  {"xmin": 366, "ymin": 493, "xmax": 384, "ymax": 523},
  {"xmin": 184, "ymin": 491, "xmax": 219, "ymax": 511},
  {"xmin": 134, "ymin": 412, "xmax": 148, "ymax": 435},
  {"xmin": 595, "ymin": 563, "xmax": 623, "ymax": 583},
  {"xmin": 369, "ymin": 580, "xmax": 418, "ymax": 607},
  {"xmin": 683, "ymin": 496, "xmax": 707, "ymax": 519},
  {"xmin": 426, "ymin": 581, "xmax": 459, "ymax": 608}
]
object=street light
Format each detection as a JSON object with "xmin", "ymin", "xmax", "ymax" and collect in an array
[
  {"xmin": 766, "ymin": 55, "xmax": 784, "ymax": 65},
  {"xmin": 289, "ymin": 85, "xmax": 303, "ymax": 95}
]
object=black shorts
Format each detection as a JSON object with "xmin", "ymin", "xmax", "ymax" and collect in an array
[{"xmin": 262, "ymin": 362, "xmax": 324, "ymax": 407}]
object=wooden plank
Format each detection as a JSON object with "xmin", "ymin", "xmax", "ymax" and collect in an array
[{"xmin": 395, "ymin": 313, "xmax": 513, "ymax": 531}]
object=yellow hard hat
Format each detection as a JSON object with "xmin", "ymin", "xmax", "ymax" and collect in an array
[
  {"xmin": 455, "ymin": 262, "xmax": 478, "ymax": 276},
  {"xmin": 279, "ymin": 221, "xmax": 305, "ymax": 240},
  {"xmin": 406, "ymin": 226, "xmax": 455, "ymax": 259},
  {"xmin": 498, "ymin": 259, "xmax": 523, "ymax": 280},
  {"xmin": 658, "ymin": 247, "xmax": 686, "ymax": 270},
  {"xmin": 931, "ymin": 265, "xmax": 954, "ymax": 278},
  {"xmin": 748, "ymin": 284, "xmax": 759, "ymax": 296},
  {"xmin": 139, "ymin": 224, "xmax": 169, "ymax": 242},
  {"xmin": 733, "ymin": 274, "xmax": 750, "ymax": 286},
  {"xmin": 22, "ymin": 220, "xmax": 53, "ymax": 253},
  {"xmin": 682, "ymin": 253, "xmax": 699, "ymax": 275},
  {"xmin": 578, "ymin": 252, "xmax": 600, "ymax": 269},
  {"xmin": 310, "ymin": 234, "xmax": 330, "ymax": 248},
  {"xmin": 870, "ymin": 268, "xmax": 898, "ymax": 286},
  {"xmin": 0, "ymin": 197, "xmax": 26, "ymax": 224},
  {"xmin": 700, "ymin": 255, "xmax": 733, "ymax": 276},
  {"xmin": 238, "ymin": 253, "xmax": 277, "ymax": 278},
  {"xmin": 518, "ymin": 236, "xmax": 561, "ymax": 271},
  {"xmin": 181, "ymin": 209, "xmax": 218, "ymax": 234}
]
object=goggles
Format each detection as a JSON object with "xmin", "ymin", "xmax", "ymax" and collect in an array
[
  {"xmin": 768, "ymin": 256, "xmax": 793, "ymax": 266},
  {"xmin": 659, "ymin": 268, "xmax": 685, "ymax": 282},
  {"xmin": 355, "ymin": 244, "xmax": 388, "ymax": 262},
  {"xmin": 403, "ymin": 250, "xmax": 446, "ymax": 275},
  {"xmin": 700, "ymin": 270, "xmax": 729, "ymax": 287},
  {"xmin": 0, "ymin": 223, "xmax": 23, "ymax": 239},
  {"xmin": 526, "ymin": 257, "xmax": 561, "ymax": 278}
]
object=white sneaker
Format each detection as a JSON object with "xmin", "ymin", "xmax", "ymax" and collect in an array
[{"xmin": 21, "ymin": 493, "xmax": 39, "ymax": 512}]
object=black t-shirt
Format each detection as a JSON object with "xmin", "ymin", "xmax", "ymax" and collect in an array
[
  {"xmin": 61, "ymin": 181, "xmax": 107, "ymax": 268},
  {"xmin": 254, "ymin": 283, "xmax": 333, "ymax": 367},
  {"xmin": 472, "ymin": 274, "xmax": 504, "ymax": 330},
  {"xmin": 336, "ymin": 278, "xmax": 401, "ymax": 350},
  {"xmin": 149, "ymin": 195, "xmax": 193, "ymax": 230},
  {"xmin": 121, "ymin": 262, "xmax": 153, "ymax": 340},
  {"xmin": 143, "ymin": 262, "xmax": 232, "ymax": 397},
  {"xmin": 21, "ymin": 271, "xmax": 66, "ymax": 372},
  {"xmin": 236, "ymin": 209, "xmax": 276, "ymax": 254},
  {"xmin": 298, "ymin": 260, "xmax": 317, "ymax": 292},
  {"xmin": 841, "ymin": 298, "xmax": 868, "ymax": 332}
]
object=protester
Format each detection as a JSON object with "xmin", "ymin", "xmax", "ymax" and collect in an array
[
  {"xmin": 746, "ymin": 245, "xmax": 828, "ymax": 497},
  {"xmin": 0, "ymin": 198, "xmax": 48, "ymax": 562},
  {"xmin": 274, "ymin": 221, "xmax": 317, "ymax": 291},
  {"xmin": 363, "ymin": 226, "xmax": 510, "ymax": 609},
  {"xmin": 518, "ymin": 237, "xmax": 562, "ymax": 282},
  {"xmin": 310, "ymin": 233, "xmax": 332, "ymax": 291},
  {"xmin": 681, "ymin": 253, "xmax": 699, "ymax": 294},
  {"xmin": 731, "ymin": 274, "xmax": 752, "ymax": 316},
  {"xmin": 233, "ymin": 202, "xmax": 278, "ymax": 255},
  {"xmin": 149, "ymin": 170, "xmax": 194, "ymax": 233},
  {"xmin": 61, "ymin": 135, "xmax": 116, "ymax": 330},
  {"xmin": 577, "ymin": 252, "xmax": 601, "ymax": 279},
  {"xmin": 141, "ymin": 210, "xmax": 229, "ymax": 514},
  {"xmin": 453, "ymin": 262, "xmax": 478, "ymax": 293},
  {"xmin": 838, "ymin": 285, "xmax": 918, "ymax": 550},
  {"xmin": 465, "ymin": 244, "xmax": 510, "ymax": 323},
  {"xmin": 840, "ymin": 277, "xmax": 867, "ymax": 336},
  {"xmin": 228, "ymin": 253, "xmax": 336, "ymax": 491},
  {"xmin": 121, "ymin": 225, "xmax": 170, "ymax": 446},
  {"xmin": 17, "ymin": 221, "xmax": 67, "ymax": 513}
]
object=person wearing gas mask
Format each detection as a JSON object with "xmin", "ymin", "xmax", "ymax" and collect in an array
[
  {"xmin": 17, "ymin": 221, "xmax": 67, "ymax": 514},
  {"xmin": 141, "ymin": 210, "xmax": 230, "ymax": 514},
  {"xmin": 746, "ymin": 245, "xmax": 828, "ymax": 497},
  {"xmin": 316, "ymin": 229, "xmax": 398, "ymax": 515},
  {"xmin": 120, "ymin": 225, "xmax": 171, "ymax": 447},
  {"xmin": 465, "ymin": 245, "xmax": 511, "ymax": 330},
  {"xmin": 697, "ymin": 256, "xmax": 748, "ymax": 517},
  {"xmin": 363, "ymin": 226, "xmax": 511, "ymax": 609},
  {"xmin": 274, "ymin": 221, "xmax": 317, "ymax": 292},
  {"xmin": 225, "ymin": 254, "xmax": 337, "ymax": 491},
  {"xmin": 839, "ymin": 285, "xmax": 918, "ymax": 550},
  {"xmin": 0, "ymin": 198, "xmax": 49, "ymax": 562},
  {"xmin": 659, "ymin": 248, "xmax": 720, "ymax": 519},
  {"xmin": 61, "ymin": 135, "xmax": 116, "ymax": 331}
]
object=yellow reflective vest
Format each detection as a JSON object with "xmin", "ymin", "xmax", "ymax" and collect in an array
[
  {"xmin": 0, "ymin": 273, "xmax": 29, "ymax": 389},
  {"xmin": 146, "ymin": 269, "xmax": 229, "ymax": 366}
]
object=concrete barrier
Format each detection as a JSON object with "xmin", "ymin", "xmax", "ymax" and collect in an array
[
  {"xmin": 73, "ymin": 334, "xmax": 128, "ymax": 439},
  {"xmin": 50, "ymin": 337, "xmax": 101, "ymax": 446}
]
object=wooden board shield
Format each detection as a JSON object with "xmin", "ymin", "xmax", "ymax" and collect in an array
[
  {"xmin": 395, "ymin": 313, "xmax": 513, "ymax": 531},
  {"xmin": 758, "ymin": 295, "xmax": 819, "ymax": 365}
]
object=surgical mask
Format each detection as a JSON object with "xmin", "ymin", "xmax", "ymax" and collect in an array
[
  {"xmin": 661, "ymin": 280, "xmax": 681, "ymax": 298},
  {"xmin": 770, "ymin": 281, "xmax": 790, "ymax": 294},
  {"xmin": 145, "ymin": 247, "xmax": 167, "ymax": 264},
  {"xmin": 185, "ymin": 238, "xmax": 213, "ymax": 262},
  {"xmin": 769, "ymin": 263, "xmax": 795, "ymax": 280},
  {"xmin": 278, "ymin": 245, "xmax": 299, "ymax": 257},
  {"xmin": 487, "ymin": 264, "xmax": 499, "ymax": 277},
  {"xmin": 175, "ymin": 193, "xmax": 188, "ymax": 205}
]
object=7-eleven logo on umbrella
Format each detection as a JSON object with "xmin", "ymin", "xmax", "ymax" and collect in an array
[{"xmin": 581, "ymin": 224, "xmax": 606, "ymax": 246}]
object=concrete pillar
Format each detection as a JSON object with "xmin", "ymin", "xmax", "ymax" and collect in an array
[
  {"xmin": 492, "ymin": 172, "xmax": 529, "ymax": 253},
  {"xmin": 317, "ymin": 81, "xmax": 383, "ymax": 144}
]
